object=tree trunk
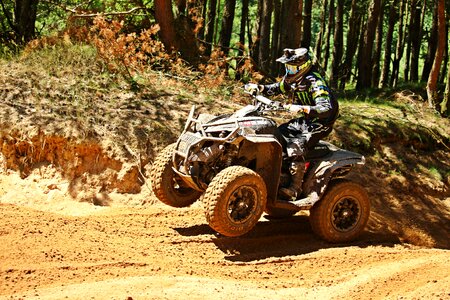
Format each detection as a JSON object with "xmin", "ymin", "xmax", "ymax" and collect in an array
[
  {"xmin": 442, "ymin": 60, "xmax": 450, "ymax": 116},
  {"xmin": 372, "ymin": 0, "xmax": 385, "ymax": 87},
  {"xmin": 238, "ymin": 0, "xmax": 249, "ymax": 56},
  {"xmin": 427, "ymin": 0, "xmax": 445, "ymax": 108},
  {"xmin": 204, "ymin": 0, "xmax": 217, "ymax": 56},
  {"xmin": 314, "ymin": 0, "xmax": 328, "ymax": 63},
  {"xmin": 214, "ymin": 0, "xmax": 221, "ymax": 45},
  {"xmin": 154, "ymin": 0, "xmax": 178, "ymax": 51},
  {"xmin": 14, "ymin": 0, "xmax": 38, "ymax": 44},
  {"xmin": 258, "ymin": 0, "xmax": 273, "ymax": 73},
  {"xmin": 403, "ymin": 0, "xmax": 412, "ymax": 82},
  {"xmin": 176, "ymin": 0, "xmax": 186, "ymax": 13},
  {"xmin": 219, "ymin": 0, "xmax": 236, "ymax": 55},
  {"xmin": 421, "ymin": 3, "xmax": 438, "ymax": 82},
  {"xmin": 155, "ymin": 0, "xmax": 200, "ymax": 64},
  {"xmin": 271, "ymin": 0, "xmax": 282, "ymax": 74},
  {"xmin": 356, "ymin": 14, "xmax": 368, "ymax": 83},
  {"xmin": 380, "ymin": 0, "xmax": 399, "ymax": 87},
  {"xmin": 440, "ymin": 24, "xmax": 449, "ymax": 84},
  {"xmin": 341, "ymin": 0, "xmax": 360, "ymax": 89},
  {"xmin": 197, "ymin": 0, "xmax": 208, "ymax": 41},
  {"xmin": 409, "ymin": 0, "xmax": 422, "ymax": 82},
  {"xmin": 279, "ymin": 0, "xmax": 302, "ymax": 52},
  {"xmin": 357, "ymin": 0, "xmax": 382, "ymax": 89},
  {"xmin": 330, "ymin": 0, "xmax": 344, "ymax": 88},
  {"xmin": 301, "ymin": 0, "xmax": 312, "ymax": 48},
  {"xmin": 391, "ymin": 0, "xmax": 407, "ymax": 86},
  {"xmin": 251, "ymin": 0, "xmax": 263, "ymax": 63},
  {"xmin": 322, "ymin": 0, "xmax": 334, "ymax": 70}
]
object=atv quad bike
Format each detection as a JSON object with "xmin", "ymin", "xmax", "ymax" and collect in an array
[{"xmin": 150, "ymin": 94, "xmax": 370, "ymax": 243}]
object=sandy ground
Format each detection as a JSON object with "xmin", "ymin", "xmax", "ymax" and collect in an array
[{"xmin": 1, "ymin": 172, "xmax": 449, "ymax": 300}]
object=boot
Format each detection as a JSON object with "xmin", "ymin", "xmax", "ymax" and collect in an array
[{"xmin": 279, "ymin": 161, "xmax": 305, "ymax": 199}]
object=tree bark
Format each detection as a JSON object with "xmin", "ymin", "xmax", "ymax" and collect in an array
[
  {"xmin": 357, "ymin": 0, "xmax": 382, "ymax": 89},
  {"xmin": 322, "ymin": 0, "xmax": 334, "ymax": 70},
  {"xmin": 154, "ymin": 0, "xmax": 178, "ymax": 51},
  {"xmin": 219, "ymin": 0, "xmax": 236, "ymax": 55},
  {"xmin": 403, "ymin": 0, "xmax": 413, "ymax": 82},
  {"xmin": 279, "ymin": 0, "xmax": 302, "ymax": 51},
  {"xmin": 258, "ymin": 0, "xmax": 273, "ymax": 73},
  {"xmin": 213, "ymin": 0, "xmax": 221, "ymax": 46},
  {"xmin": 371, "ymin": 0, "xmax": 385, "ymax": 87},
  {"xmin": 440, "ymin": 24, "xmax": 449, "ymax": 84},
  {"xmin": 238, "ymin": 0, "xmax": 249, "ymax": 56},
  {"xmin": 176, "ymin": 0, "xmax": 186, "ymax": 14},
  {"xmin": 14, "ymin": 0, "xmax": 38, "ymax": 44},
  {"xmin": 251, "ymin": 0, "xmax": 263, "ymax": 62},
  {"xmin": 314, "ymin": 0, "xmax": 328, "ymax": 63},
  {"xmin": 391, "ymin": 0, "xmax": 407, "ymax": 86},
  {"xmin": 301, "ymin": 0, "xmax": 312, "ymax": 48},
  {"xmin": 409, "ymin": 0, "xmax": 423, "ymax": 82},
  {"xmin": 200, "ymin": 0, "xmax": 208, "ymax": 40},
  {"xmin": 427, "ymin": 0, "xmax": 445, "ymax": 108},
  {"xmin": 341, "ymin": 0, "xmax": 360, "ymax": 89},
  {"xmin": 380, "ymin": 0, "xmax": 399, "ymax": 87},
  {"xmin": 155, "ymin": 0, "xmax": 200, "ymax": 64},
  {"xmin": 271, "ymin": 0, "xmax": 282, "ymax": 74},
  {"xmin": 421, "ymin": 2, "xmax": 438, "ymax": 82},
  {"xmin": 204, "ymin": 0, "xmax": 217, "ymax": 56},
  {"xmin": 442, "ymin": 60, "xmax": 450, "ymax": 115},
  {"xmin": 330, "ymin": 0, "xmax": 343, "ymax": 88}
]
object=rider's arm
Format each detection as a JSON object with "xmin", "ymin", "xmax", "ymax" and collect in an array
[
  {"xmin": 306, "ymin": 74, "xmax": 332, "ymax": 118},
  {"xmin": 261, "ymin": 78, "xmax": 291, "ymax": 96}
]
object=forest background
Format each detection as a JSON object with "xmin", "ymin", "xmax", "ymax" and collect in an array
[{"xmin": 1, "ymin": 0, "xmax": 449, "ymax": 116}]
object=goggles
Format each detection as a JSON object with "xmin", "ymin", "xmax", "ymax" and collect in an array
[
  {"xmin": 285, "ymin": 64, "xmax": 300, "ymax": 75},
  {"xmin": 285, "ymin": 60, "xmax": 312, "ymax": 76}
]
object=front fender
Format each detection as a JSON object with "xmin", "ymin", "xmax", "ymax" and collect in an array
[{"xmin": 240, "ymin": 135, "xmax": 283, "ymax": 204}]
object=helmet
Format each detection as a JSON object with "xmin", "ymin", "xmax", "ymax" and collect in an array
[{"xmin": 276, "ymin": 48, "xmax": 312, "ymax": 77}]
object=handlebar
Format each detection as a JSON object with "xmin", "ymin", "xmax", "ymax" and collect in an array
[
  {"xmin": 243, "ymin": 85, "xmax": 309, "ymax": 114},
  {"xmin": 255, "ymin": 95, "xmax": 273, "ymax": 106}
]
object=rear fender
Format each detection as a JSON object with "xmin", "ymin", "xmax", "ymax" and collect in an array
[
  {"xmin": 303, "ymin": 153, "xmax": 365, "ymax": 199},
  {"xmin": 240, "ymin": 136, "xmax": 283, "ymax": 204}
]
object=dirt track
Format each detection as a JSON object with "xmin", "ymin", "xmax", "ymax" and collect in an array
[{"xmin": 1, "ymin": 196, "xmax": 449, "ymax": 300}]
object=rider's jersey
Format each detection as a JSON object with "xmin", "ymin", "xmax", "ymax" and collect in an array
[{"xmin": 262, "ymin": 69, "xmax": 339, "ymax": 125}]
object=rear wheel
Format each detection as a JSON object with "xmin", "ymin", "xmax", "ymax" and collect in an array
[
  {"xmin": 150, "ymin": 143, "xmax": 202, "ymax": 207},
  {"xmin": 203, "ymin": 166, "xmax": 267, "ymax": 237},
  {"xmin": 310, "ymin": 179, "xmax": 370, "ymax": 243}
]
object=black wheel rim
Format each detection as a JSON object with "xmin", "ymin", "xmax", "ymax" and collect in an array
[
  {"xmin": 331, "ymin": 196, "xmax": 361, "ymax": 232},
  {"xmin": 227, "ymin": 186, "xmax": 257, "ymax": 224}
]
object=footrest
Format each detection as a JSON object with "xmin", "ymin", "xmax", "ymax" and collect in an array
[{"xmin": 273, "ymin": 193, "xmax": 320, "ymax": 210}]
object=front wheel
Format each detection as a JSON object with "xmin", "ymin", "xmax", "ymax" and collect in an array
[
  {"xmin": 150, "ymin": 143, "xmax": 202, "ymax": 207},
  {"xmin": 310, "ymin": 179, "xmax": 370, "ymax": 243},
  {"xmin": 203, "ymin": 166, "xmax": 267, "ymax": 237}
]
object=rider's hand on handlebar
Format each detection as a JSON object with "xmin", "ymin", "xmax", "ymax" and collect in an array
[
  {"xmin": 284, "ymin": 104, "xmax": 311, "ymax": 114},
  {"xmin": 244, "ymin": 83, "xmax": 262, "ymax": 95}
]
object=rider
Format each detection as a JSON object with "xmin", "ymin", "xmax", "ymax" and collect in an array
[{"xmin": 246, "ymin": 48, "xmax": 339, "ymax": 199}]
